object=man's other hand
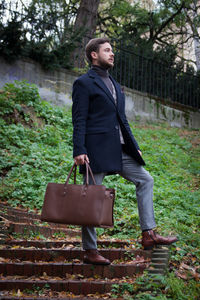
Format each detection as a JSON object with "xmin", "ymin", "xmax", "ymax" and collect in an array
[
  {"xmin": 74, "ymin": 154, "xmax": 89, "ymax": 165},
  {"xmin": 138, "ymin": 150, "xmax": 142, "ymax": 156}
]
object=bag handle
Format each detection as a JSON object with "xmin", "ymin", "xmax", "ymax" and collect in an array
[
  {"xmin": 65, "ymin": 161, "xmax": 96, "ymax": 185},
  {"xmin": 65, "ymin": 163, "xmax": 77, "ymax": 185},
  {"xmin": 85, "ymin": 161, "xmax": 96, "ymax": 185}
]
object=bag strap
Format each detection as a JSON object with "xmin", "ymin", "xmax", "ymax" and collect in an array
[
  {"xmin": 85, "ymin": 161, "xmax": 96, "ymax": 185},
  {"xmin": 65, "ymin": 163, "xmax": 77, "ymax": 185},
  {"xmin": 65, "ymin": 161, "xmax": 96, "ymax": 185}
]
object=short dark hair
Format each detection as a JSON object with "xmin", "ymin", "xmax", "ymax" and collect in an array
[{"xmin": 85, "ymin": 37, "xmax": 111, "ymax": 63}]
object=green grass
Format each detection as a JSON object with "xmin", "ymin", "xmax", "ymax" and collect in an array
[{"xmin": 0, "ymin": 81, "xmax": 199, "ymax": 298}]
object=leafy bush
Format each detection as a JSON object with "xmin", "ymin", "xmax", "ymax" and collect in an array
[{"xmin": 0, "ymin": 81, "xmax": 73, "ymax": 210}]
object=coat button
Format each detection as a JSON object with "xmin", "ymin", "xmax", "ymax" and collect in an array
[{"xmin": 115, "ymin": 125, "xmax": 119, "ymax": 130}]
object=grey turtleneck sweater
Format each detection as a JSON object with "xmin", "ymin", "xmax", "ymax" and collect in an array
[
  {"xmin": 91, "ymin": 65, "xmax": 115, "ymax": 97},
  {"xmin": 91, "ymin": 65, "xmax": 124, "ymax": 144}
]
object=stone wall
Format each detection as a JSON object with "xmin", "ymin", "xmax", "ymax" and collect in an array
[{"xmin": 0, "ymin": 57, "xmax": 199, "ymax": 129}]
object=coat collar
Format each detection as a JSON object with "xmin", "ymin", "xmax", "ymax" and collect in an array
[{"xmin": 88, "ymin": 69, "xmax": 121, "ymax": 107}]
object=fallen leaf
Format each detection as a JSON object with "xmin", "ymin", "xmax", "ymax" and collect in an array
[
  {"xmin": 73, "ymin": 259, "xmax": 81, "ymax": 263},
  {"xmin": 17, "ymin": 289, "xmax": 23, "ymax": 297},
  {"xmin": 192, "ymin": 272, "xmax": 200, "ymax": 281},
  {"xmin": 11, "ymin": 245, "xmax": 21, "ymax": 249},
  {"xmin": 176, "ymin": 247, "xmax": 181, "ymax": 251},
  {"xmin": 175, "ymin": 271, "xmax": 188, "ymax": 280},
  {"xmin": 180, "ymin": 263, "xmax": 192, "ymax": 270},
  {"xmin": 58, "ymin": 291, "xmax": 68, "ymax": 297},
  {"xmin": 0, "ymin": 257, "xmax": 10, "ymax": 263},
  {"xmin": 180, "ymin": 263, "xmax": 196, "ymax": 274}
]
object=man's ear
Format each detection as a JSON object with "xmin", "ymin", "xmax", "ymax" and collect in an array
[{"xmin": 91, "ymin": 51, "xmax": 98, "ymax": 60}]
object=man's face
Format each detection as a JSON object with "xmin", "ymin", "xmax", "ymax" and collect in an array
[{"xmin": 92, "ymin": 42, "xmax": 114, "ymax": 69}]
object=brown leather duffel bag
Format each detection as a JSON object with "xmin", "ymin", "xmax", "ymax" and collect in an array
[{"xmin": 41, "ymin": 162, "xmax": 115, "ymax": 227}]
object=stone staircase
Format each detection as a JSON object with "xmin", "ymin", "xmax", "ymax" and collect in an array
[{"xmin": 0, "ymin": 203, "xmax": 169, "ymax": 299}]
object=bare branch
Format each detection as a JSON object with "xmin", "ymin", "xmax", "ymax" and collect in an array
[{"xmin": 152, "ymin": 1, "xmax": 186, "ymax": 42}]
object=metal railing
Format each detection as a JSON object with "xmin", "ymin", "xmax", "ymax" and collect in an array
[
  {"xmin": 74, "ymin": 41, "xmax": 200, "ymax": 109},
  {"xmin": 111, "ymin": 45, "xmax": 200, "ymax": 109},
  {"xmin": 1, "ymin": 0, "xmax": 200, "ymax": 109}
]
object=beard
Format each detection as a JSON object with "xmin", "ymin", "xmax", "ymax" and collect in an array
[{"xmin": 97, "ymin": 57, "xmax": 114, "ymax": 70}]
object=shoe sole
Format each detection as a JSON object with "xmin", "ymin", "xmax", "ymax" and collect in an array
[
  {"xmin": 83, "ymin": 259, "xmax": 111, "ymax": 265},
  {"xmin": 143, "ymin": 238, "xmax": 178, "ymax": 250}
]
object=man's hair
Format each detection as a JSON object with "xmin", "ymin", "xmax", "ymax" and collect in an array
[{"xmin": 85, "ymin": 37, "xmax": 111, "ymax": 63}]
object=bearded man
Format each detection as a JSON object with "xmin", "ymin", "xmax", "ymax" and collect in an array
[{"xmin": 72, "ymin": 37, "xmax": 177, "ymax": 265}]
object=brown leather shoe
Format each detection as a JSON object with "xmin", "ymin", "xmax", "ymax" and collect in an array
[
  {"xmin": 142, "ymin": 230, "xmax": 178, "ymax": 250},
  {"xmin": 83, "ymin": 249, "xmax": 111, "ymax": 265}
]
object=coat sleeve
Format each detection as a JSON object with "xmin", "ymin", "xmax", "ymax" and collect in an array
[{"xmin": 72, "ymin": 78, "xmax": 89, "ymax": 158}]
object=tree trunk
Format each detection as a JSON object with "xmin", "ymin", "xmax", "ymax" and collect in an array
[
  {"xmin": 192, "ymin": 0, "xmax": 200, "ymax": 71},
  {"xmin": 74, "ymin": 0, "xmax": 100, "ymax": 36},
  {"xmin": 194, "ymin": 38, "xmax": 200, "ymax": 71},
  {"xmin": 73, "ymin": 0, "xmax": 100, "ymax": 68},
  {"xmin": 186, "ymin": 0, "xmax": 200, "ymax": 70}
]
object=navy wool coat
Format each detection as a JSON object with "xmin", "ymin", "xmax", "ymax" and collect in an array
[{"xmin": 72, "ymin": 69, "xmax": 145, "ymax": 174}]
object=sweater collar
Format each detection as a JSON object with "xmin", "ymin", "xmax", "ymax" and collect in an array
[{"xmin": 91, "ymin": 65, "xmax": 109, "ymax": 78}]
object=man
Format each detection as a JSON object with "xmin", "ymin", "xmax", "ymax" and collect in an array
[{"xmin": 72, "ymin": 37, "xmax": 177, "ymax": 265}]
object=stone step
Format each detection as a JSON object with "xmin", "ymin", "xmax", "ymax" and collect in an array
[
  {"xmin": 148, "ymin": 268, "xmax": 165, "ymax": 275},
  {"xmin": 153, "ymin": 247, "xmax": 169, "ymax": 251},
  {"xmin": 1, "ymin": 212, "xmax": 77, "ymax": 230},
  {"xmin": 0, "ymin": 297, "xmax": 100, "ymax": 300},
  {"xmin": 0, "ymin": 203, "xmax": 40, "ymax": 220},
  {"xmin": 0, "ymin": 278, "xmax": 123, "ymax": 295},
  {"xmin": 148, "ymin": 246, "xmax": 169, "ymax": 277},
  {"xmin": 0, "ymin": 203, "xmax": 82, "ymax": 239},
  {"xmin": 0, "ymin": 240, "xmax": 7, "ymax": 246},
  {"xmin": 0, "ymin": 213, "xmax": 39, "ymax": 224},
  {"xmin": 0, "ymin": 261, "xmax": 148, "ymax": 278},
  {"xmin": 6, "ymin": 239, "xmax": 132, "ymax": 249},
  {"xmin": 0, "ymin": 203, "xmax": 78, "ymax": 232},
  {"xmin": 0, "ymin": 233, "xmax": 8, "ymax": 239},
  {"xmin": 8, "ymin": 223, "xmax": 81, "ymax": 238},
  {"xmin": 0, "ymin": 295, "xmax": 101, "ymax": 300},
  {"xmin": 0, "ymin": 203, "xmax": 171, "ymax": 299},
  {"xmin": 151, "ymin": 252, "xmax": 169, "ymax": 259},
  {"xmin": 0, "ymin": 248, "xmax": 152, "ymax": 262},
  {"xmin": 149, "ymin": 263, "xmax": 166, "ymax": 270},
  {"xmin": 0, "ymin": 229, "xmax": 9, "ymax": 234},
  {"xmin": 151, "ymin": 257, "xmax": 168, "ymax": 264}
]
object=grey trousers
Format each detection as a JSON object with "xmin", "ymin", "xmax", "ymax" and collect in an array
[{"xmin": 82, "ymin": 151, "xmax": 156, "ymax": 250}]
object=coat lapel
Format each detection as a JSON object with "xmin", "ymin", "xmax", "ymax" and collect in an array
[
  {"xmin": 88, "ymin": 69, "xmax": 117, "ymax": 107},
  {"xmin": 109, "ymin": 76, "xmax": 122, "ymax": 109}
]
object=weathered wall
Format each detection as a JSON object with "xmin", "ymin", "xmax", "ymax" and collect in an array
[
  {"xmin": 0, "ymin": 57, "xmax": 199, "ymax": 129},
  {"xmin": 124, "ymin": 88, "xmax": 200, "ymax": 129}
]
